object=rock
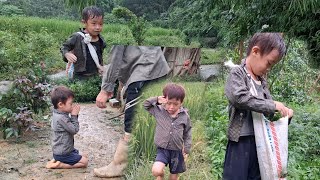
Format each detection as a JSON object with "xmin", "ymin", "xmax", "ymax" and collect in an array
[
  {"xmin": 199, "ymin": 65, "xmax": 221, "ymax": 81},
  {"xmin": 0, "ymin": 81, "xmax": 13, "ymax": 95}
]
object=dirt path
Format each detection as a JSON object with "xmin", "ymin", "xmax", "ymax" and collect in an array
[{"xmin": 0, "ymin": 103, "xmax": 124, "ymax": 180}]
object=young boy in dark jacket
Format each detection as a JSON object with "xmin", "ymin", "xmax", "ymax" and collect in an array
[
  {"xmin": 223, "ymin": 33, "xmax": 294, "ymax": 179},
  {"xmin": 61, "ymin": 6, "xmax": 106, "ymax": 79}
]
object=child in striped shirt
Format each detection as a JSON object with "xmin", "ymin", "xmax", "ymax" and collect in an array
[{"xmin": 144, "ymin": 83, "xmax": 192, "ymax": 180}]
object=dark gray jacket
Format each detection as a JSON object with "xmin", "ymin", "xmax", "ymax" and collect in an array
[
  {"xmin": 51, "ymin": 109, "xmax": 79, "ymax": 155},
  {"xmin": 60, "ymin": 29, "xmax": 106, "ymax": 73},
  {"xmin": 225, "ymin": 60, "xmax": 275, "ymax": 142},
  {"xmin": 101, "ymin": 45, "xmax": 170, "ymax": 93}
]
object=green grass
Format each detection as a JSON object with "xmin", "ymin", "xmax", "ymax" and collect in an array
[
  {"xmin": 126, "ymin": 80, "xmax": 213, "ymax": 179},
  {"xmin": 201, "ymin": 48, "xmax": 227, "ymax": 65}
]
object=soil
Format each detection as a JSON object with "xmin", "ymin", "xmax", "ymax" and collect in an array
[{"xmin": 0, "ymin": 103, "xmax": 125, "ymax": 180}]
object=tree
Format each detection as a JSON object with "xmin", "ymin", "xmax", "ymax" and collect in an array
[
  {"xmin": 112, "ymin": 7, "xmax": 148, "ymax": 45},
  {"xmin": 168, "ymin": 0, "xmax": 320, "ymax": 66},
  {"xmin": 6, "ymin": 0, "xmax": 79, "ymax": 19},
  {"xmin": 120, "ymin": 0, "xmax": 175, "ymax": 20},
  {"xmin": 64, "ymin": 0, "xmax": 115, "ymax": 13}
]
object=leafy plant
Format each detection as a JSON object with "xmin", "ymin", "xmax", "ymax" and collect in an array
[
  {"xmin": 112, "ymin": 6, "xmax": 148, "ymax": 45},
  {"xmin": 51, "ymin": 75, "xmax": 102, "ymax": 102}
]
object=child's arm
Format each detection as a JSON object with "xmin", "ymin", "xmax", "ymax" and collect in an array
[
  {"xmin": 58, "ymin": 115, "xmax": 79, "ymax": 135},
  {"xmin": 58, "ymin": 104, "xmax": 80, "ymax": 135},
  {"xmin": 225, "ymin": 67, "xmax": 275, "ymax": 116},
  {"xmin": 143, "ymin": 96, "xmax": 163, "ymax": 116},
  {"xmin": 60, "ymin": 33, "xmax": 78, "ymax": 63},
  {"xmin": 183, "ymin": 115, "xmax": 192, "ymax": 155}
]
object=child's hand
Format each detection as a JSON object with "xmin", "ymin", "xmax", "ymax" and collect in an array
[
  {"xmin": 71, "ymin": 103, "xmax": 80, "ymax": 116},
  {"xmin": 65, "ymin": 52, "xmax": 77, "ymax": 63},
  {"xmin": 98, "ymin": 67, "xmax": 104, "ymax": 76},
  {"xmin": 183, "ymin": 151, "xmax": 188, "ymax": 162},
  {"xmin": 274, "ymin": 101, "xmax": 293, "ymax": 118},
  {"xmin": 157, "ymin": 96, "xmax": 167, "ymax": 104}
]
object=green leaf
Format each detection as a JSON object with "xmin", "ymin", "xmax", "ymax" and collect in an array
[{"xmin": 5, "ymin": 128, "xmax": 13, "ymax": 139}]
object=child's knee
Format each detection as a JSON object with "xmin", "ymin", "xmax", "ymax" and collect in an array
[
  {"xmin": 152, "ymin": 163, "xmax": 165, "ymax": 177},
  {"xmin": 169, "ymin": 174, "xmax": 178, "ymax": 180}
]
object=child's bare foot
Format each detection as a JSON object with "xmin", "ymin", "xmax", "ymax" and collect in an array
[{"xmin": 46, "ymin": 159, "xmax": 60, "ymax": 169}]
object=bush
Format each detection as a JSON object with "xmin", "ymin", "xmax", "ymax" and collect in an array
[
  {"xmin": 0, "ymin": 68, "xmax": 51, "ymax": 139},
  {"xmin": 203, "ymin": 81, "xmax": 228, "ymax": 179},
  {"xmin": 0, "ymin": 28, "xmax": 62, "ymax": 80},
  {"xmin": 51, "ymin": 75, "xmax": 102, "ymax": 102},
  {"xmin": 286, "ymin": 103, "xmax": 320, "ymax": 179},
  {"xmin": 0, "ymin": 4, "xmax": 24, "ymax": 16},
  {"xmin": 269, "ymin": 40, "xmax": 317, "ymax": 105}
]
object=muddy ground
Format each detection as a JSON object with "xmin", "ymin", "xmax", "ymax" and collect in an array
[{"xmin": 0, "ymin": 103, "xmax": 125, "ymax": 180}]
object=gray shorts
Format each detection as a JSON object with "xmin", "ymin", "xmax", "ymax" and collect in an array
[{"xmin": 155, "ymin": 147, "xmax": 186, "ymax": 174}]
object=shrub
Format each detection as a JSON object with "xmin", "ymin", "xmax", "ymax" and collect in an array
[
  {"xmin": 0, "ymin": 68, "xmax": 51, "ymax": 139},
  {"xmin": 51, "ymin": 75, "xmax": 102, "ymax": 102},
  {"xmin": 269, "ymin": 40, "xmax": 317, "ymax": 105}
]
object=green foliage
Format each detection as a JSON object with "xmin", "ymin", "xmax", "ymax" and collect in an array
[
  {"xmin": 0, "ymin": 26, "xmax": 62, "ymax": 80},
  {"xmin": 203, "ymin": 81, "xmax": 228, "ymax": 179},
  {"xmin": 201, "ymin": 48, "xmax": 226, "ymax": 65},
  {"xmin": 0, "ymin": 108, "xmax": 14, "ymax": 138},
  {"xmin": 0, "ymin": 3, "xmax": 24, "ymax": 16},
  {"xmin": 112, "ymin": 6, "xmax": 148, "ymax": 45},
  {"xmin": 269, "ymin": 40, "xmax": 318, "ymax": 105},
  {"xmin": 103, "ymin": 13, "xmax": 126, "ymax": 24},
  {"xmin": 121, "ymin": 0, "xmax": 175, "ymax": 21},
  {"xmin": 0, "ymin": 69, "xmax": 51, "ymax": 139},
  {"xmin": 64, "ymin": 0, "xmax": 96, "ymax": 12},
  {"xmin": 168, "ymin": 0, "xmax": 320, "ymax": 66},
  {"xmin": 0, "ymin": 15, "xmax": 186, "ymax": 80},
  {"xmin": 51, "ymin": 75, "xmax": 102, "ymax": 102},
  {"xmin": 128, "ymin": 16, "xmax": 148, "ymax": 45},
  {"xmin": 6, "ymin": 0, "xmax": 79, "ymax": 20},
  {"xmin": 168, "ymin": 0, "xmax": 220, "ymax": 48},
  {"xmin": 286, "ymin": 103, "xmax": 320, "ymax": 179},
  {"xmin": 112, "ymin": 6, "xmax": 136, "ymax": 20}
]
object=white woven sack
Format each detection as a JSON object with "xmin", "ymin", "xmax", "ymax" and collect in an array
[{"xmin": 250, "ymin": 78, "xmax": 288, "ymax": 180}]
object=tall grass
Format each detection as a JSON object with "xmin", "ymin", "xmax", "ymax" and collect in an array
[{"xmin": 126, "ymin": 80, "xmax": 214, "ymax": 179}]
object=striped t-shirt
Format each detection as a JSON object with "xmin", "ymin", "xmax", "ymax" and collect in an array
[{"xmin": 143, "ymin": 97, "xmax": 192, "ymax": 154}]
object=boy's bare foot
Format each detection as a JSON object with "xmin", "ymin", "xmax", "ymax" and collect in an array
[{"xmin": 46, "ymin": 159, "xmax": 60, "ymax": 169}]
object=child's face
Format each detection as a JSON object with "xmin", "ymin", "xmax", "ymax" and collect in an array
[
  {"xmin": 58, "ymin": 97, "xmax": 74, "ymax": 113},
  {"xmin": 164, "ymin": 98, "xmax": 182, "ymax": 116},
  {"xmin": 252, "ymin": 48, "xmax": 280, "ymax": 76},
  {"xmin": 83, "ymin": 15, "xmax": 104, "ymax": 37}
]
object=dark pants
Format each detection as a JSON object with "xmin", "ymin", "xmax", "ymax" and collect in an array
[
  {"xmin": 155, "ymin": 147, "xmax": 186, "ymax": 174},
  {"xmin": 124, "ymin": 81, "xmax": 146, "ymax": 133},
  {"xmin": 223, "ymin": 136, "xmax": 261, "ymax": 180}
]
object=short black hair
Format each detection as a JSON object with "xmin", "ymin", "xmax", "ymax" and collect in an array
[
  {"xmin": 51, "ymin": 86, "xmax": 74, "ymax": 109},
  {"xmin": 247, "ymin": 33, "xmax": 286, "ymax": 59},
  {"xmin": 82, "ymin": 6, "xmax": 104, "ymax": 22},
  {"xmin": 162, "ymin": 83, "xmax": 186, "ymax": 102}
]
